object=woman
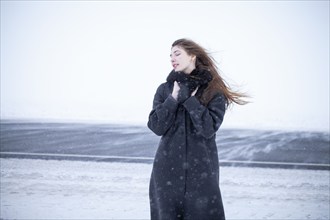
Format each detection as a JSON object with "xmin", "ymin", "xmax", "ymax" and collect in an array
[{"xmin": 147, "ymin": 38, "xmax": 247, "ymax": 220}]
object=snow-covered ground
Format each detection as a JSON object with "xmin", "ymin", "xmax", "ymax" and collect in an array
[{"xmin": 1, "ymin": 158, "xmax": 329, "ymax": 220}]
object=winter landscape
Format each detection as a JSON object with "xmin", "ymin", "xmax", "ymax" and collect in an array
[
  {"xmin": 1, "ymin": 120, "xmax": 329, "ymax": 220},
  {"xmin": 2, "ymin": 1, "xmax": 329, "ymax": 219}
]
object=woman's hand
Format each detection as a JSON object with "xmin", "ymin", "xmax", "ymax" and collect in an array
[
  {"xmin": 171, "ymin": 81, "xmax": 180, "ymax": 100},
  {"xmin": 191, "ymin": 87, "xmax": 199, "ymax": 96}
]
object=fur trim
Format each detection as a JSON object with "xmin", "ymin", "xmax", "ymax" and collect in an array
[{"xmin": 166, "ymin": 69, "xmax": 212, "ymax": 94}]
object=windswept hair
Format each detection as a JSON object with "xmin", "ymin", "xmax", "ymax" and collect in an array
[{"xmin": 172, "ymin": 38, "xmax": 249, "ymax": 107}]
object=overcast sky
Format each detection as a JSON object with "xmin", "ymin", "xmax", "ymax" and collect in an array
[{"xmin": 1, "ymin": 1, "xmax": 329, "ymax": 131}]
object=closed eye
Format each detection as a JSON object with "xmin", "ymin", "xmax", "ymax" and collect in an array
[
  {"xmin": 170, "ymin": 49, "xmax": 181, "ymax": 57},
  {"xmin": 170, "ymin": 53, "xmax": 181, "ymax": 57}
]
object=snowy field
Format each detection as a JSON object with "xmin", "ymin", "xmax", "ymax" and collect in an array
[{"xmin": 1, "ymin": 158, "xmax": 329, "ymax": 220}]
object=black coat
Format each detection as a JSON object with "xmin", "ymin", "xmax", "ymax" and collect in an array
[{"xmin": 147, "ymin": 76, "xmax": 226, "ymax": 220}]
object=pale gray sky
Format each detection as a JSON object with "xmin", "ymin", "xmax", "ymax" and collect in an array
[{"xmin": 1, "ymin": 1, "xmax": 329, "ymax": 131}]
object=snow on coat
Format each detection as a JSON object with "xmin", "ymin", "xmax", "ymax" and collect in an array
[{"xmin": 148, "ymin": 80, "xmax": 226, "ymax": 220}]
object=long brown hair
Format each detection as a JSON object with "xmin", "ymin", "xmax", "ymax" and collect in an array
[{"xmin": 172, "ymin": 38, "xmax": 249, "ymax": 107}]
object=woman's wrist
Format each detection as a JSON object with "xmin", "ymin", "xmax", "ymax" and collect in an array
[{"xmin": 171, "ymin": 93, "xmax": 178, "ymax": 100}]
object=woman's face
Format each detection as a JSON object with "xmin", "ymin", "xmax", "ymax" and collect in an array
[{"xmin": 170, "ymin": 46, "xmax": 196, "ymax": 74}]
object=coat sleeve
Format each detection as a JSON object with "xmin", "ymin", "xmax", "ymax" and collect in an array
[
  {"xmin": 147, "ymin": 83, "xmax": 179, "ymax": 136},
  {"xmin": 182, "ymin": 93, "xmax": 226, "ymax": 139}
]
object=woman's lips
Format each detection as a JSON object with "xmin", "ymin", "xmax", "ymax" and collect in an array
[{"xmin": 173, "ymin": 64, "xmax": 178, "ymax": 69}]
